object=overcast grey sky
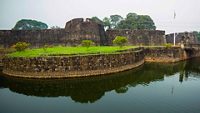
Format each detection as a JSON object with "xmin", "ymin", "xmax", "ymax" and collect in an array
[{"xmin": 0, "ymin": 0, "xmax": 200, "ymax": 33}]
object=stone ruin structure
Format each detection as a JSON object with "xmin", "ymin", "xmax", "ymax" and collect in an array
[
  {"xmin": 0, "ymin": 18, "xmax": 198, "ymax": 48},
  {"xmin": 165, "ymin": 32, "xmax": 198, "ymax": 45},
  {"xmin": 106, "ymin": 29, "xmax": 166, "ymax": 46},
  {"xmin": 64, "ymin": 18, "xmax": 107, "ymax": 46},
  {"xmin": 0, "ymin": 18, "xmax": 107, "ymax": 47}
]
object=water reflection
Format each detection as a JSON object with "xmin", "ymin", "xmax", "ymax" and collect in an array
[{"xmin": 0, "ymin": 58, "xmax": 200, "ymax": 103}]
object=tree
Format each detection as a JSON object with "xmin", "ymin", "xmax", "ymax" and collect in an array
[
  {"xmin": 91, "ymin": 17, "xmax": 103, "ymax": 25},
  {"xmin": 50, "ymin": 26, "xmax": 61, "ymax": 29},
  {"xmin": 92, "ymin": 13, "xmax": 156, "ymax": 30},
  {"xmin": 81, "ymin": 40, "xmax": 94, "ymax": 48},
  {"xmin": 113, "ymin": 36, "xmax": 128, "ymax": 47},
  {"xmin": 13, "ymin": 19, "xmax": 48, "ymax": 30},
  {"xmin": 103, "ymin": 17, "xmax": 111, "ymax": 29},
  {"xmin": 117, "ymin": 13, "xmax": 156, "ymax": 30},
  {"xmin": 110, "ymin": 15, "xmax": 123, "ymax": 29},
  {"xmin": 193, "ymin": 31, "xmax": 200, "ymax": 42},
  {"xmin": 137, "ymin": 15, "xmax": 156, "ymax": 30}
]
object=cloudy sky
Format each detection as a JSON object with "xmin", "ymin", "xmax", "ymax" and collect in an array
[{"xmin": 0, "ymin": 0, "xmax": 200, "ymax": 33}]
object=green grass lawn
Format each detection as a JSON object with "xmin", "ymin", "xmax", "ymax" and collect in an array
[{"xmin": 8, "ymin": 46, "xmax": 137, "ymax": 57}]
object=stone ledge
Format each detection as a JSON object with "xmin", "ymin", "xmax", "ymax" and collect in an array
[
  {"xmin": 3, "ymin": 60, "xmax": 144, "ymax": 79},
  {"xmin": 2, "ymin": 48, "xmax": 144, "ymax": 78}
]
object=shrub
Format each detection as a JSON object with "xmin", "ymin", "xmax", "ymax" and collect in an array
[
  {"xmin": 113, "ymin": 36, "xmax": 128, "ymax": 47},
  {"xmin": 12, "ymin": 42, "xmax": 30, "ymax": 51},
  {"xmin": 43, "ymin": 44, "xmax": 49, "ymax": 52},
  {"xmin": 81, "ymin": 40, "xmax": 94, "ymax": 48},
  {"xmin": 163, "ymin": 43, "xmax": 173, "ymax": 48}
]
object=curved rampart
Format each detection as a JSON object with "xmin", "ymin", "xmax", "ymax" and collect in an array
[{"xmin": 2, "ymin": 48, "xmax": 144, "ymax": 78}]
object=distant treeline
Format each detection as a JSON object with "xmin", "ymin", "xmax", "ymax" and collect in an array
[
  {"xmin": 12, "ymin": 12, "xmax": 156, "ymax": 30},
  {"xmin": 91, "ymin": 12, "xmax": 156, "ymax": 30}
]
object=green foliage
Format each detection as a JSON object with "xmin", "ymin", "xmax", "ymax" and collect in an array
[
  {"xmin": 103, "ymin": 17, "xmax": 111, "ymax": 29},
  {"xmin": 81, "ymin": 40, "xmax": 94, "ymax": 48},
  {"xmin": 91, "ymin": 17, "xmax": 103, "ymax": 25},
  {"xmin": 12, "ymin": 42, "xmax": 30, "ymax": 51},
  {"xmin": 110, "ymin": 15, "xmax": 123, "ymax": 29},
  {"xmin": 96, "ymin": 12, "xmax": 156, "ymax": 30},
  {"xmin": 113, "ymin": 36, "xmax": 128, "ymax": 47},
  {"xmin": 50, "ymin": 26, "xmax": 61, "ymax": 29},
  {"xmin": 193, "ymin": 31, "xmax": 200, "ymax": 42},
  {"xmin": 117, "ymin": 13, "xmax": 156, "ymax": 30},
  {"xmin": 8, "ymin": 46, "xmax": 136, "ymax": 57},
  {"xmin": 13, "ymin": 19, "xmax": 48, "ymax": 30},
  {"xmin": 42, "ymin": 44, "xmax": 49, "ymax": 52},
  {"xmin": 163, "ymin": 43, "xmax": 173, "ymax": 48}
]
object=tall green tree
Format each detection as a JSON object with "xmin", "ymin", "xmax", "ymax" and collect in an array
[
  {"xmin": 137, "ymin": 15, "xmax": 156, "ymax": 30},
  {"xmin": 193, "ymin": 31, "xmax": 200, "ymax": 42},
  {"xmin": 110, "ymin": 15, "xmax": 123, "ymax": 29},
  {"xmin": 103, "ymin": 17, "xmax": 111, "ymax": 29},
  {"xmin": 91, "ymin": 17, "xmax": 103, "ymax": 25},
  {"xmin": 13, "ymin": 19, "xmax": 48, "ymax": 30},
  {"xmin": 117, "ymin": 13, "xmax": 156, "ymax": 30}
]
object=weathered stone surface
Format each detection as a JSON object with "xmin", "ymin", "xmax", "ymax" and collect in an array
[
  {"xmin": 0, "ymin": 18, "xmax": 167, "ymax": 47},
  {"xmin": 166, "ymin": 32, "xmax": 198, "ymax": 45},
  {"xmin": 2, "ymin": 47, "xmax": 200, "ymax": 78},
  {"xmin": 144, "ymin": 47, "xmax": 200, "ymax": 62},
  {"xmin": 0, "ymin": 18, "xmax": 107, "ymax": 47},
  {"xmin": 3, "ymin": 48, "xmax": 144, "ymax": 78},
  {"xmin": 106, "ymin": 29, "xmax": 166, "ymax": 46},
  {"xmin": 64, "ymin": 18, "xmax": 107, "ymax": 46}
]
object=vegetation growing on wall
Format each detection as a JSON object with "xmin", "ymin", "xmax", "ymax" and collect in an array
[
  {"xmin": 81, "ymin": 40, "xmax": 94, "ymax": 48},
  {"xmin": 12, "ymin": 42, "xmax": 30, "ymax": 51},
  {"xmin": 113, "ymin": 36, "xmax": 128, "ymax": 47},
  {"xmin": 163, "ymin": 43, "xmax": 173, "ymax": 48},
  {"xmin": 13, "ymin": 19, "xmax": 48, "ymax": 30}
]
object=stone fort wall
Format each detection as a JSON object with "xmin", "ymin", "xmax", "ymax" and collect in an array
[
  {"xmin": 3, "ymin": 48, "xmax": 144, "ymax": 78},
  {"xmin": 0, "ymin": 18, "xmax": 166, "ymax": 47},
  {"xmin": 106, "ymin": 29, "xmax": 166, "ymax": 46},
  {"xmin": 0, "ymin": 18, "xmax": 107, "ymax": 47},
  {"xmin": 165, "ymin": 32, "xmax": 198, "ymax": 45}
]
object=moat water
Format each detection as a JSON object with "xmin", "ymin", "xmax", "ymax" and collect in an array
[{"xmin": 0, "ymin": 58, "xmax": 200, "ymax": 113}]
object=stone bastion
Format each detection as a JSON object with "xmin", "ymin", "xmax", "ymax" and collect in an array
[
  {"xmin": 2, "ymin": 48, "xmax": 144, "ymax": 78},
  {"xmin": 2, "ymin": 46, "xmax": 200, "ymax": 79}
]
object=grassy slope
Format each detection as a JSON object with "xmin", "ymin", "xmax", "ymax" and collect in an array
[{"xmin": 8, "ymin": 46, "xmax": 137, "ymax": 57}]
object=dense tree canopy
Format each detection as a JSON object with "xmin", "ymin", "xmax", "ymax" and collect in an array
[
  {"xmin": 117, "ymin": 13, "xmax": 156, "ymax": 30},
  {"xmin": 110, "ymin": 15, "xmax": 123, "ymax": 29},
  {"xmin": 91, "ymin": 12, "xmax": 156, "ymax": 30},
  {"xmin": 13, "ymin": 19, "xmax": 48, "ymax": 30},
  {"xmin": 91, "ymin": 17, "xmax": 103, "ymax": 25},
  {"xmin": 193, "ymin": 31, "xmax": 200, "ymax": 42},
  {"xmin": 103, "ymin": 17, "xmax": 111, "ymax": 29}
]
